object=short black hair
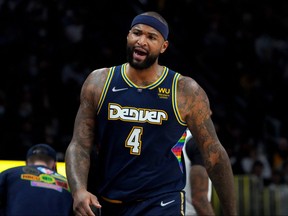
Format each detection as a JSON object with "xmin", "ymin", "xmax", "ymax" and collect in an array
[{"xmin": 26, "ymin": 144, "xmax": 57, "ymax": 161}]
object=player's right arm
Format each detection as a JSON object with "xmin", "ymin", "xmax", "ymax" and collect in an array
[{"xmin": 65, "ymin": 68, "xmax": 109, "ymax": 216}]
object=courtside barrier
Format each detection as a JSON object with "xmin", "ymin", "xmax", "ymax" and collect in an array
[{"xmin": 212, "ymin": 175, "xmax": 288, "ymax": 216}]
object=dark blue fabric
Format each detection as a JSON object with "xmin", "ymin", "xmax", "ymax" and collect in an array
[
  {"xmin": 131, "ymin": 15, "xmax": 169, "ymax": 40},
  {"xmin": 0, "ymin": 165, "xmax": 73, "ymax": 216},
  {"xmin": 96, "ymin": 64, "xmax": 187, "ymax": 203},
  {"xmin": 99, "ymin": 191, "xmax": 185, "ymax": 216}
]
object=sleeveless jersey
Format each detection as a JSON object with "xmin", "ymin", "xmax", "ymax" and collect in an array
[{"xmin": 96, "ymin": 63, "xmax": 187, "ymax": 202}]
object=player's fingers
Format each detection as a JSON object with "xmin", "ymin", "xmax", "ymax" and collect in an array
[
  {"xmin": 91, "ymin": 198, "xmax": 102, "ymax": 208},
  {"xmin": 88, "ymin": 194, "xmax": 101, "ymax": 208},
  {"xmin": 90, "ymin": 204, "xmax": 101, "ymax": 216},
  {"xmin": 74, "ymin": 205, "xmax": 96, "ymax": 216}
]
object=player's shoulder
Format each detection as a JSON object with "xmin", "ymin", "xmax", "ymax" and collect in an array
[
  {"xmin": 89, "ymin": 67, "xmax": 110, "ymax": 79},
  {"xmin": 0, "ymin": 166, "xmax": 25, "ymax": 176},
  {"xmin": 82, "ymin": 67, "xmax": 111, "ymax": 87},
  {"xmin": 91, "ymin": 67, "xmax": 111, "ymax": 74},
  {"xmin": 176, "ymin": 73, "xmax": 207, "ymax": 105},
  {"xmin": 177, "ymin": 74, "xmax": 201, "ymax": 91},
  {"xmin": 88, "ymin": 65, "xmax": 122, "ymax": 81}
]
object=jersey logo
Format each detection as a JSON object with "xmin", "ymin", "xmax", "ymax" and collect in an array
[
  {"xmin": 160, "ymin": 200, "xmax": 175, "ymax": 207},
  {"xmin": 158, "ymin": 87, "xmax": 171, "ymax": 99},
  {"xmin": 112, "ymin": 86, "xmax": 128, "ymax": 92},
  {"xmin": 108, "ymin": 103, "xmax": 168, "ymax": 124}
]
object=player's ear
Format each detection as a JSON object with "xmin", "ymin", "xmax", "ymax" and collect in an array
[
  {"xmin": 127, "ymin": 30, "xmax": 132, "ymax": 39},
  {"xmin": 52, "ymin": 161, "xmax": 57, "ymax": 172},
  {"xmin": 160, "ymin": 40, "xmax": 169, "ymax": 53}
]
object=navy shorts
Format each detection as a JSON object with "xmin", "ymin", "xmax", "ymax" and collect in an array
[{"xmin": 99, "ymin": 191, "xmax": 185, "ymax": 216}]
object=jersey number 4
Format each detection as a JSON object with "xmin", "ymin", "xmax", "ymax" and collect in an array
[{"xmin": 125, "ymin": 126, "xmax": 143, "ymax": 155}]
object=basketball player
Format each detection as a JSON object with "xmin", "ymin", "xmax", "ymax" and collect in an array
[{"xmin": 65, "ymin": 11, "xmax": 236, "ymax": 216}]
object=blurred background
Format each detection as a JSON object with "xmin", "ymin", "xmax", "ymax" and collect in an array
[{"xmin": 0, "ymin": 0, "xmax": 288, "ymax": 214}]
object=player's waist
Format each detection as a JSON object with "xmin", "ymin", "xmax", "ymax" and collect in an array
[{"xmin": 101, "ymin": 196, "xmax": 144, "ymax": 204}]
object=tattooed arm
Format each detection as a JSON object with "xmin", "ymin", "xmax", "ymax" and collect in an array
[
  {"xmin": 65, "ymin": 68, "xmax": 109, "ymax": 216},
  {"xmin": 178, "ymin": 75, "xmax": 237, "ymax": 216}
]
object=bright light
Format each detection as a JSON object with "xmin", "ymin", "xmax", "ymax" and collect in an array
[{"xmin": 0, "ymin": 160, "xmax": 66, "ymax": 177}]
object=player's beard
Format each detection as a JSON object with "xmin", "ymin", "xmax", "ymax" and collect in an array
[{"xmin": 126, "ymin": 45, "xmax": 158, "ymax": 70}]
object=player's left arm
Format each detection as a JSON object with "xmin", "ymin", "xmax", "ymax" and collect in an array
[{"xmin": 177, "ymin": 75, "xmax": 237, "ymax": 216}]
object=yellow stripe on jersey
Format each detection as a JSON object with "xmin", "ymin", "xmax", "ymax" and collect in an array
[
  {"xmin": 148, "ymin": 66, "xmax": 168, "ymax": 89},
  {"xmin": 122, "ymin": 64, "xmax": 169, "ymax": 89},
  {"xmin": 172, "ymin": 73, "xmax": 187, "ymax": 126},
  {"xmin": 97, "ymin": 67, "xmax": 115, "ymax": 114}
]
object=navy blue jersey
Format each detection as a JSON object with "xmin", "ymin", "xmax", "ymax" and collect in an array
[
  {"xmin": 0, "ymin": 165, "xmax": 73, "ymax": 216},
  {"xmin": 95, "ymin": 64, "xmax": 187, "ymax": 202}
]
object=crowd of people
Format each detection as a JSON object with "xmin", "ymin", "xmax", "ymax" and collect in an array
[{"xmin": 0, "ymin": 0, "xmax": 288, "ymax": 187}]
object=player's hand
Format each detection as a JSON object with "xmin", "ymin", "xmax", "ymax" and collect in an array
[{"xmin": 72, "ymin": 188, "xmax": 101, "ymax": 216}]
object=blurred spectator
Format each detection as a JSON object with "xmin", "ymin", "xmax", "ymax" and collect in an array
[
  {"xmin": 269, "ymin": 169, "xmax": 284, "ymax": 190},
  {"xmin": 241, "ymin": 143, "xmax": 272, "ymax": 181},
  {"xmin": 250, "ymin": 160, "xmax": 265, "ymax": 189},
  {"xmin": 0, "ymin": 143, "xmax": 73, "ymax": 216},
  {"xmin": 281, "ymin": 160, "xmax": 288, "ymax": 185}
]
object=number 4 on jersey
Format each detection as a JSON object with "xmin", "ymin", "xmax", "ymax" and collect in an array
[{"xmin": 125, "ymin": 126, "xmax": 143, "ymax": 155}]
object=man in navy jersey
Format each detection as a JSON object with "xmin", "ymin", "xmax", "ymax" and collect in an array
[
  {"xmin": 65, "ymin": 11, "xmax": 236, "ymax": 216},
  {"xmin": 0, "ymin": 144, "xmax": 73, "ymax": 216}
]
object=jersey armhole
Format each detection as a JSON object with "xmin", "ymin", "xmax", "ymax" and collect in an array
[{"xmin": 172, "ymin": 73, "xmax": 187, "ymax": 126}]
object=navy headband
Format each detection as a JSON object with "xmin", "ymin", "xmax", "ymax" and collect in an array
[{"xmin": 131, "ymin": 15, "xmax": 169, "ymax": 40}]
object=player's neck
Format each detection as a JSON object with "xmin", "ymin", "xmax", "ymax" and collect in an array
[
  {"xmin": 28, "ymin": 161, "xmax": 49, "ymax": 167},
  {"xmin": 126, "ymin": 64, "xmax": 164, "ymax": 87}
]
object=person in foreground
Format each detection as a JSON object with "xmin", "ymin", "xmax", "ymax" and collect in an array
[
  {"xmin": 0, "ymin": 144, "xmax": 73, "ymax": 216},
  {"xmin": 183, "ymin": 129, "xmax": 215, "ymax": 216},
  {"xmin": 65, "ymin": 11, "xmax": 237, "ymax": 216}
]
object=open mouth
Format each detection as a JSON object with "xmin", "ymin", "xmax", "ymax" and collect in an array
[{"xmin": 133, "ymin": 47, "xmax": 147, "ymax": 61}]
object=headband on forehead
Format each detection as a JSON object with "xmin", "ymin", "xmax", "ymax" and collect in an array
[{"xmin": 131, "ymin": 15, "xmax": 169, "ymax": 40}]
